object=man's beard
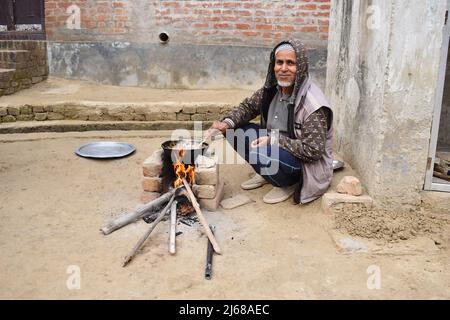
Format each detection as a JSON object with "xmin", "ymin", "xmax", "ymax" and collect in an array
[{"xmin": 277, "ymin": 80, "xmax": 293, "ymax": 87}]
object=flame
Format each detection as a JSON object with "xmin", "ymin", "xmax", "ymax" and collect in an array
[{"xmin": 173, "ymin": 149, "xmax": 195, "ymax": 188}]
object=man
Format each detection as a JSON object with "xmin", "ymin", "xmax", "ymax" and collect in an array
[{"xmin": 208, "ymin": 40, "xmax": 333, "ymax": 204}]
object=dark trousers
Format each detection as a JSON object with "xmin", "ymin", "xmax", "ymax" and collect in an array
[{"xmin": 226, "ymin": 123, "xmax": 302, "ymax": 187}]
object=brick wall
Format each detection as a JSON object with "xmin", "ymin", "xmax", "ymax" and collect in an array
[{"xmin": 45, "ymin": 0, "xmax": 330, "ymax": 47}]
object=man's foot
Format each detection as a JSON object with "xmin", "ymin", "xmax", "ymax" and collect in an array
[
  {"xmin": 240, "ymin": 173, "xmax": 268, "ymax": 190},
  {"xmin": 263, "ymin": 185, "xmax": 296, "ymax": 204}
]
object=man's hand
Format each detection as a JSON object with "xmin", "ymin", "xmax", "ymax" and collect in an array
[
  {"xmin": 206, "ymin": 121, "xmax": 230, "ymax": 137},
  {"xmin": 250, "ymin": 136, "xmax": 270, "ymax": 148}
]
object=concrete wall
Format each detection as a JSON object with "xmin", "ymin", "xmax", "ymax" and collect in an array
[
  {"xmin": 47, "ymin": 42, "xmax": 327, "ymax": 90},
  {"xmin": 438, "ymin": 40, "xmax": 450, "ymax": 151},
  {"xmin": 326, "ymin": 0, "xmax": 448, "ymax": 208},
  {"xmin": 44, "ymin": 0, "xmax": 330, "ymax": 90}
]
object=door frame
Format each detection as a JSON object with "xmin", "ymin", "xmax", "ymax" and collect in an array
[
  {"xmin": 0, "ymin": 0, "xmax": 46, "ymax": 40},
  {"xmin": 424, "ymin": 0, "xmax": 450, "ymax": 192}
]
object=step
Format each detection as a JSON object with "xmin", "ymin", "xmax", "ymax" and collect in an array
[
  {"xmin": 0, "ymin": 50, "xmax": 31, "ymax": 69},
  {"xmin": 0, "ymin": 120, "xmax": 214, "ymax": 134}
]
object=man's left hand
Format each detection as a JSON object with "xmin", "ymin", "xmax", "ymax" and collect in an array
[{"xmin": 251, "ymin": 136, "xmax": 270, "ymax": 148}]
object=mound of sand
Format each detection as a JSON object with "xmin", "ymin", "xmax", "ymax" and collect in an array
[{"xmin": 333, "ymin": 204, "xmax": 450, "ymax": 242}]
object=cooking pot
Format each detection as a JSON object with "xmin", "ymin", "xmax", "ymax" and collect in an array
[{"xmin": 161, "ymin": 139, "xmax": 208, "ymax": 165}]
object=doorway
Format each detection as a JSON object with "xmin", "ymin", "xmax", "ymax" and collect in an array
[
  {"xmin": 425, "ymin": 2, "xmax": 450, "ymax": 192},
  {"xmin": 0, "ymin": 0, "xmax": 45, "ymax": 40}
]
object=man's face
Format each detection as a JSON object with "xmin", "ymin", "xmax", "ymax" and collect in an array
[{"xmin": 274, "ymin": 50, "xmax": 297, "ymax": 88}]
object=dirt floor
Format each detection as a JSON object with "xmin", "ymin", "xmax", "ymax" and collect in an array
[{"xmin": 1, "ymin": 130, "xmax": 450, "ymax": 299}]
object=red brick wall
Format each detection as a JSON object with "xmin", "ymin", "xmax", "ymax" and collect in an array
[{"xmin": 45, "ymin": 0, "xmax": 330, "ymax": 47}]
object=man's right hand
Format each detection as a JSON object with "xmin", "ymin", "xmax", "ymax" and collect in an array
[{"xmin": 206, "ymin": 121, "xmax": 230, "ymax": 137}]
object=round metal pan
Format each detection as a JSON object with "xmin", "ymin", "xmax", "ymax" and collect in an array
[
  {"xmin": 161, "ymin": 139, "xmax": 208, "ymax": 165},
  {"xmin": 75, "ymin": 141, "xmax": 136, "ymax": 159}
]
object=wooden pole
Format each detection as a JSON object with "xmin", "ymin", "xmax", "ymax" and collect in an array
[
  {"xmin": 169, "ymin": 200, "xmax": 177, "ymax": 254},
  {"xmin": 122, "ymin": 193, "xmax": 176, "ymax": 267},
  {"xmin": 100, "ymin": 187, "xmax": 178, "ymax": 235},
  {"xmin": 182, "ymin": 178, "xmax": 222, "ymax": 254}
]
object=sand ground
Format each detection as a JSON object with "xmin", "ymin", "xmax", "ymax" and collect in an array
[{"xmin": 0, "ymin": 130, "xmax": 449, "ymax": 299}]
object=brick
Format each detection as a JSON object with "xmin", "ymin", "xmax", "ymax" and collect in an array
[
  {"xmin": 192, "ymin": 184, "xmax": 217, "ymax": 199},
  {"xmin": 143, "ymin": 149, "xmax": 163, "ymax": 177},
  {"xmin": 7, "ymin": 107, "xmax": 19, "ymax": 116},
  {"xmin": 195, "ymin": 166, "xmax": 218, "ymax": 185},
  {"xmin": 321, "ymin": 193, "xmax": 373, "ymax": 214},
  {"xmin": 35, "ymin": 113, "xmax": 47, "ymax": 121},
  {"xmin": 140, "ymin": 191, "xmax": 161, "ymax": 204},
  {"xmin": 336, "ymin": 176, "xmax": 363, "ymax": 196},
  {"xmin": 199, "ymin": 179, "xmax": 225, "ymax": 211},
  {"xmin": 142, "ymin": 177, "xmax": 162, "ymax": 192}
]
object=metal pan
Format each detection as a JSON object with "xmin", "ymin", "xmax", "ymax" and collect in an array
[
  {"xmin": 75, "ymin": 141, "xmax": 136, "ymax": 159},
  {"xmin": 161, "ymin": 139, "xmax": 208, "ymax": 165}
]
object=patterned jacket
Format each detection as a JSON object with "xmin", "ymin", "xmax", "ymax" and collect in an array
[{"xmin": 221, "ymin": 40, "xmax": 334, "ymax": 204}]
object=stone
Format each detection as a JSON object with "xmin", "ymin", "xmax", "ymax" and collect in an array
[
  {"xmin": 321, "ymin": 192, "xmax": 373, "ymax": 214},
  {"xmin": 142, "ymin": 177, "xmax": 162, "ymax": 192},
  {"xmin": 34, "ymin": 112, "xmax": 47, "ymax": 121},
  {"xmin": 196, "ymin": 105, "xmax": 222, "ymax": 114},
  {"xmin": 19, "ymin": 105, "xmax": 32, "ymax": 115},
  {"xmin": 1, "ymin": 115, "xmax": 16, "ymax": 122},
  {"xmin": 32, "ymin": 105, "xmax": 44, "ymax": 113},
  {"xmin": 199, "ymin": 179, "xmax": 225, "ymax": 211},
  {"xmin": 192, "ymin": 184, "xmax": 217, "ymax": 199},
  {"xmin": 176, "ymin": 113, "xmax": 191, "ymax": 121},
  {"xmin": 7, "ymin": 107, "xmax": 19, "ymax": 116},
  {"xmin": 336, "ymin": 176, "xmax": 363, "ymax": 196},
  {"xmin": 47, "ymin": 112, "xmax": 65, "ymax": 120},
  {"xmin": 220, "ymin": 194, "xmax": 253, "ymax": 210},
  {"xmin": 0, "ymin": 107, "xmax": 7, "ymax": 116},
  {"xmin": 143, "ymin": 149, "xmax": 163, "ymax": 177},
  {"xmin": 16, "ymin": 114, "xmax": 34, "ymax": 121},
  {"xmin": 182, "ymin": 105, "xmax": 197, "ymax": 114},
  {"xmin": 195, "ymin": 165, "xmax": 219, "ymax": 185},
  {"xmin": 140, "ymin": 191, "xmax": 161, "ymax": 204}
]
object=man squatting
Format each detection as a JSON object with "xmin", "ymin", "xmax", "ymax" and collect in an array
[{"xmin": 208, "ymin": 40, "xmax": 333, "ymax": 205}]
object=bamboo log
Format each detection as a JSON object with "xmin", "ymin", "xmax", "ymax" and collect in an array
[
  {"xmin": 182, "ymin": 178, "xmax": 222, "ymax": 254},
  {"xmin": 122, "ymin": 194, "xmax": 176, "ymax": 267},
  {"xmin": 169, "ymin": 200, "xmax": 177, "ymax": 254},
  {"xmin": 100, "ymin": 188, "xmax": 178, "ymax": 235}
]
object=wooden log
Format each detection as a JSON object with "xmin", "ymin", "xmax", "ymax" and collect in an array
[
  {"xmin": 182, "ymin": 178, "xmax": 222, "ymax": 254},
  {"xmin": 100, "ymin": 187, "xmax": 178, "ymax": 235},
  {"xmin": 122, "ymin": 194, "xmax": 176, "ymax": 267},
  {"xmin": 169, "ymin": 200, "xmax": 177, "ymax": 254}
]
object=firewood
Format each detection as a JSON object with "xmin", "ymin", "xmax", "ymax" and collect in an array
[
  {"xmin": 122, "ymin": 194, "xmax": 176, "ymax": 267},
  {"xmin": 182, "ymin": 178, "xmax": 222, "ymax": 254},
  {"xmin": 169, "ymin": 200, "xmax": 177, "ymax": 254},
  {"xmin": 100, "ymin": 187, "xmax": 178, "ymax": 235}
]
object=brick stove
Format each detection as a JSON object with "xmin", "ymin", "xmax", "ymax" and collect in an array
[{"xmin": 141, "ymin": 149, "xmax": 224, "ymax": 211}]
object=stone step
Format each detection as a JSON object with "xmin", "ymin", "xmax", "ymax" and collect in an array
[
  {"xmin": 0, "ymin": 120, "xmax": 215, "ymax": 134},
  {"xmin": 0, "ymin": 50, "xmax": 31, "ymax": 69}
]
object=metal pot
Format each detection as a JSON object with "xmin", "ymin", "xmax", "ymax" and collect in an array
[{"xmin": 161, "ymin": 139, "xmax": 208, "ymax": 165}]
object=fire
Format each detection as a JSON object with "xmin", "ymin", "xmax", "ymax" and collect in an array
[{"xmin": 173, "ymin": 149, "xmax": 195, "ymax": 188}]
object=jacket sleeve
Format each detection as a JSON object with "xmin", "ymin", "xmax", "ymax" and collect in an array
[
  {"xmin": 277, "ymin": 107, "xmax": 329, "ymax": 162},
  {"xmin": 221, "ymin": 87, "xmax": 264, "ymax": 128}
]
